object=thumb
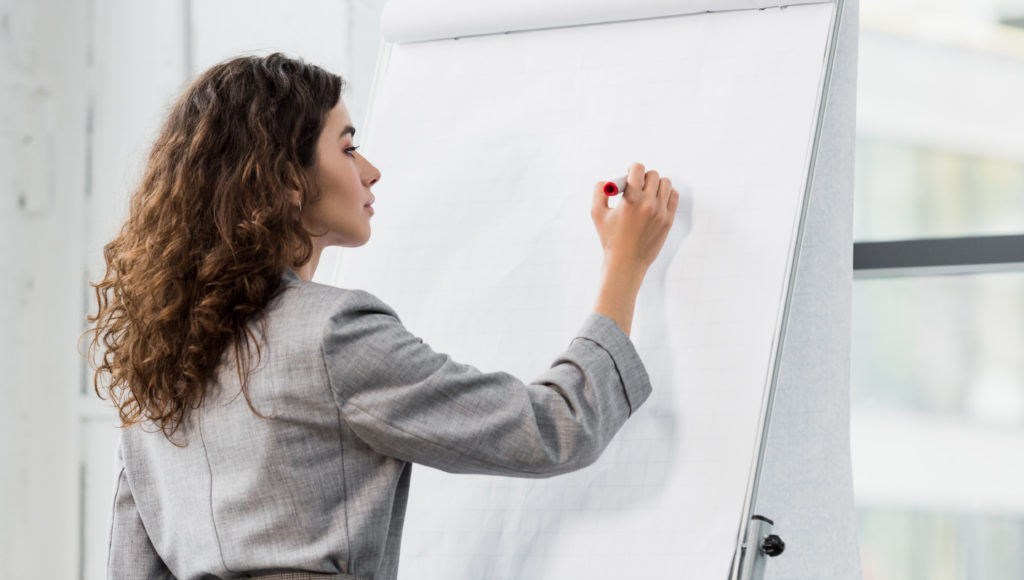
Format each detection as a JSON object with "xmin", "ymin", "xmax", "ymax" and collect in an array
[{"xmin": 592, "ymin": 181, "xmax": 610, "ymax": 217}]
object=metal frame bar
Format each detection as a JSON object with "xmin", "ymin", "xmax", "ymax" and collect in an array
[{"xmin": 733, "ymin": 0, "xmax": 849, "ymax": 578}]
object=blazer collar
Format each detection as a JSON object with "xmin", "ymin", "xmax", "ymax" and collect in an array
[{"xmin": 282, "ymin": 267, "xmax": 302, "ymax": 285}]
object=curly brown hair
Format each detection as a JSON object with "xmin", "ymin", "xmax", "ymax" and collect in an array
[{"xmin": 85, "ymin": 53, "xmax": 344, "ymax": 444}]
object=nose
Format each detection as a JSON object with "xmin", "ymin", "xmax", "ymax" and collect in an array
[{"xmin": 360, "ymin": 154, "xmax": 381, "ymax": 188}]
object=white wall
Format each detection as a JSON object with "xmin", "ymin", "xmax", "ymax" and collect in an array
[{"xmin": 1, "ymin": 0, "xmax": 89, "ymax": 576}]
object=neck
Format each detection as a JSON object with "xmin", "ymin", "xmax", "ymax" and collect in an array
[{"xmin": 293, "ymin": 239, "xmax": 326, "ymax": 282}]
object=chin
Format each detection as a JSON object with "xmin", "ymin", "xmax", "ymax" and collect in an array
[{"xmin": 341, "ymin": 232, "xmax": 371, "ymax": 248}]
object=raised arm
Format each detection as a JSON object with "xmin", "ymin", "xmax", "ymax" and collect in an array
[{"xmin": 322, "ymin": 290, "xmax": 651, "ymax": 477}]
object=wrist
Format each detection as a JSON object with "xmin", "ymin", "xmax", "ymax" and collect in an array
[
  {"xmin": 594, "ymin": 258, "xmax": 646, "ymax": 336},
  {"xmin": 601, "ymin": 257, "xmax": 647, "ymax": 289}
]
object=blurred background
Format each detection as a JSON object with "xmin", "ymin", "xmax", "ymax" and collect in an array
[{"xmin": 1, "ymin": 0, "xmax": 1021, "ymax": 578}]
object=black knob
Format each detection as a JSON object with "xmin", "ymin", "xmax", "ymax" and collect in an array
[{"xmin": 762, "ymin": 534, "xmax": 785, "ymax": 557}]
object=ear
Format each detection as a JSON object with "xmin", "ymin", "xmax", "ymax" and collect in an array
[{"xmin": 283, "ymin": 166, "xmax": 304, "ymax": 209}]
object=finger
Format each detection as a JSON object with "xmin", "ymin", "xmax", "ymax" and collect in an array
[
  {"xmin": 592, "ymin": 181, "xmax": 610, "ymax": 214},
  {"xmin": 625, "ymin": 162, "xmax": 645, "ymax": 202},
  {"xmin": 644, "ymin": 170, "xmax": 660, "ymax": 198},
  {"xmin": 667, "ymin": 188, "xmax": 680, "ymax": 214},
  {"xmin": 658, "ymin": 178, "xmax": 673, "ymax": 209}
]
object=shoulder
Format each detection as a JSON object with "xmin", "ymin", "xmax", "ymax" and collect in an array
[{"xmin": 268, "ymin": 272, "xmax": 401, "ymax": 332}]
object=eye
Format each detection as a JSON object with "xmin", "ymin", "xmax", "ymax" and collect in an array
[{"xmin": 344, "ymin": 145, "xmax": 360, "ymax": 157}]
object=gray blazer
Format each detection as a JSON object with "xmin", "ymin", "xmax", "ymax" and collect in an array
[{"xmin": 108, "ymin": 267, "xmax": 652, "ymax": 579}]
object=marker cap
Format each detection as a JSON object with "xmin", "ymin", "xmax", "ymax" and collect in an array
[{"xmin": 603, "ymin": 176, "xmax": 627, "ymax": 196}]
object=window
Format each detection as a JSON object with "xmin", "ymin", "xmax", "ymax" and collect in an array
[{"xmin": 852, "ymin": 1, "xmax": 1024, "ymax": 576}]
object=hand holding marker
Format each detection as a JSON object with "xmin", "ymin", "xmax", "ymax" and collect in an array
[
  {"xmin": 590, "ymin": 162, "xmax": 680, "ymax": 334},
  {"xmin": 591, "ymin": 163, "xmax": 679, "ymax": 270}
]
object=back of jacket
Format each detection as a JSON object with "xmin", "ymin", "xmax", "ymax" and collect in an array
[{"xmin": 108, "ymin": 268, "xmax": 651, "ymax": 580}]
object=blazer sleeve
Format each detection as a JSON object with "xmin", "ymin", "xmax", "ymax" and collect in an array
[
  {"xmin": 107, "ymin": 442, "xmax": 174, "ymax": 580},
  {"xmin": 321, "ymin": 290, "xmax": 652, "ymax": 477}
]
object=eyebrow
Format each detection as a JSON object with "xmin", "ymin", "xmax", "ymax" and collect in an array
[{"xmin": 340, "ymin": 126, "xmax": 356, "ymax": 139}]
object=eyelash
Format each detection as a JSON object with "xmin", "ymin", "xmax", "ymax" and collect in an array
[{"xmin": 345, "ymin": 146, "xmax": 360, "ymax": 157}]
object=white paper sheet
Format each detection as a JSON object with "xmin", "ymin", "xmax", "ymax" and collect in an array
[
  {"xmin": 335, "ymin": 4, "xmax": 834, "ymax": 578},
  {"xmin": 382, "ymin": 0, "xmax": 834, "ymax": 43}
]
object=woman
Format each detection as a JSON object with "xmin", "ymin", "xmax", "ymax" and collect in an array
[{"xmin": 88, "ymin": 53, "xmax": 678, "ymax": 580}]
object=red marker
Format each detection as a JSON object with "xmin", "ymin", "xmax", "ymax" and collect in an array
[{"xmin": 603, "ymin": 176, "xmax": 627, "ymax": 196}]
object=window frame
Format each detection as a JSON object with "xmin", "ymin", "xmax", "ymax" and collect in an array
[{"xmin": 853, "ymin": 234, "xmax": 1024, "ymax": 277}]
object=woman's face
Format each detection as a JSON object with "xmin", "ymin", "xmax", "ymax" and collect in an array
[{"xmin": 302, "ymin": 100, "xmax": 381, "ymax": 247}]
